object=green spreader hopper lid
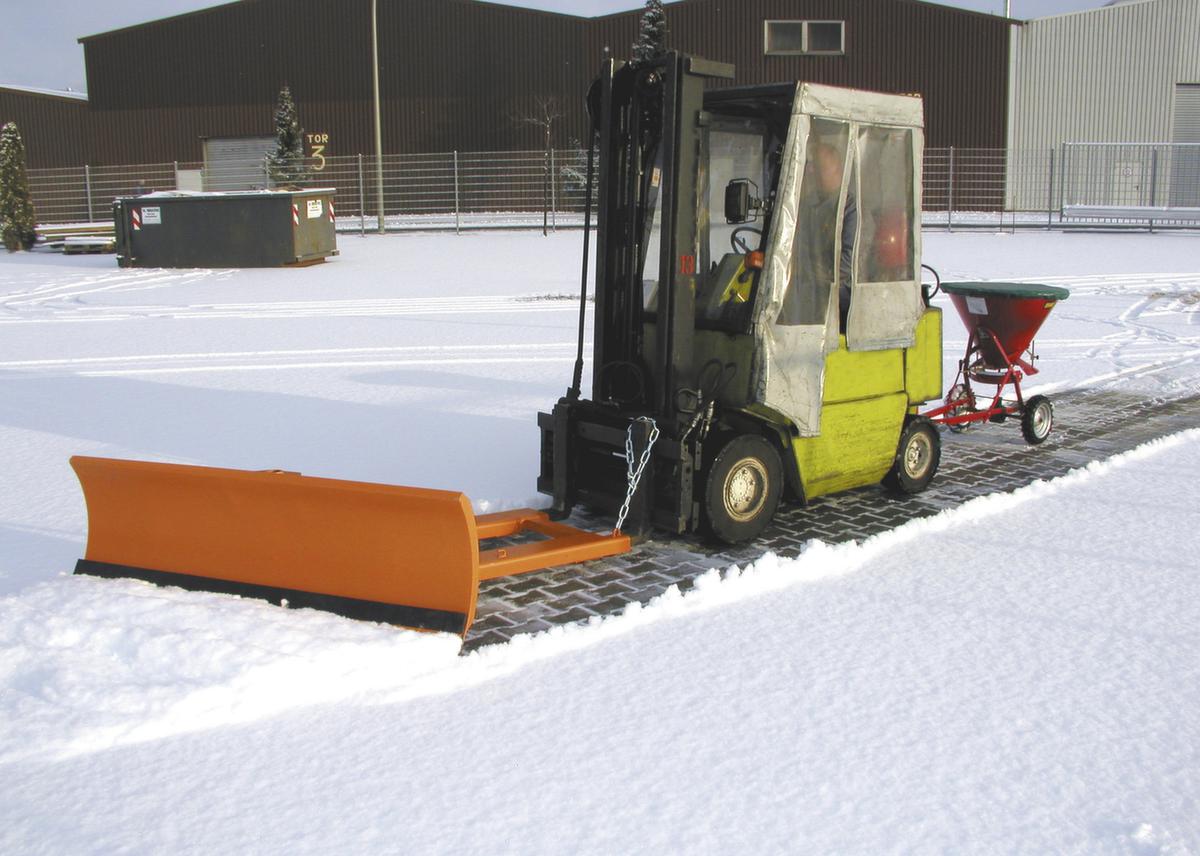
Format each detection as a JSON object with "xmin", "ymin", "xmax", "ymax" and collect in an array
[{"xmin": 941, "ymin": 281, "xmax": 1070, "ymax": 301}]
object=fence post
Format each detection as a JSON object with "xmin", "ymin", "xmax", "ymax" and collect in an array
[
  {"xmin": 550, "ymin": 148, "xmax": 557, "ymax": 232},
  {"xmin": 1046, "ymin": 148, "xmax": 1055, "ymax": 229},
  {"xmin": 1058, "ymin": 142, "xmax": 1067, "ymax": 220},
  {"xmin": 454, "ymin": 151, "xmax": 461, "ymax": 236},
  {"xmin": 84, "ymin": 165, "xmax": 94, "ymax": 223},
  {"xmin": 947, "ymin": 147, "xmax": 955, "ymax": 232},
  {"xmin": 1149, "ymin": 148, "xmax": 1159, "ymax": 207},
  {"xmin": 358, "ymin": 153, "xmax": 366, "ymax": 237}
]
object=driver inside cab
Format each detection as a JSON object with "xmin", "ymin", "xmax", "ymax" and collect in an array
[{"xmin": 779, "ymin": 130, "xmax": 856, "ymax": 330}]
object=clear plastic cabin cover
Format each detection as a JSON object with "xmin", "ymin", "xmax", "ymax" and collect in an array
[{"xmin": 751, "ymin": 83, "xmax": 925, "ymax": 436}]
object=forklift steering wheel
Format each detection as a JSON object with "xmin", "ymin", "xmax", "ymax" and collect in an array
[{"xmin": 730, "ymin": 226, "xmax": 763, "ymax": 255}]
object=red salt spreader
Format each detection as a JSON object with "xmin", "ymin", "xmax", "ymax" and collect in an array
[{"xmin": 924, "ymin": 281, "xmax": 1071, "ymax": 444}]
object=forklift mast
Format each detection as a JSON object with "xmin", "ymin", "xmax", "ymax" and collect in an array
[
  {"xmin": 539, "ymin": 53, "xmax": 744, "ymax": 537},
  {"xmin": 591, "ymin": 52, "xmax": 735, "ymax": 419}
]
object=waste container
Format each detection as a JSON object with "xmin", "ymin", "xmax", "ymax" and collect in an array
[{"xmin": 112, "ymin": 188, "xmax": 339, "ymax": 268}]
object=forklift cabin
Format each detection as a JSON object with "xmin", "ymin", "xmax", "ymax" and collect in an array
[{"xmin": 539, "ymin": 53, "xmax": 942, "ymax": 543}]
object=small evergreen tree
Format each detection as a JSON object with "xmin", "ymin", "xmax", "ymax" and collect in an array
[
  {"xmin": 266, "ymin": 85, "xmax": 308, "ymax": 186},
  {"xmin": 0, "ymin": 122, "xmax": 37, "ymax": 252},
  {"xmin": 633, "ymin": 0, "xmax": 668, "ymax": 63}
]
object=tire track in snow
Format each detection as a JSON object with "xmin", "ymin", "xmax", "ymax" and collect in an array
[
  {"xmin": 961, "ymin": 273, "xmax": 1200, "ymax": 371},
  {"xmin": 0, "ymin": 294, "xmax": 583, "ymax": 324},
  {"xmin": 1081, "ymin": 294, "xmax": 1168, "ymax": 368},
  {"xmin": 0, "ymin": 341, "xmax": 586, "ymax": 376},
  {"xmin": 1016, "ymin": 271, "xmax": 1200, "ymax": 297},
  {"xmin": 0, "ymin": 268, "xmax": 234, "ymax": 311}
]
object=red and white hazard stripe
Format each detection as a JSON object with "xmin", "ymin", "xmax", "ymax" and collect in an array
[
  {"xmin": 291, "ymin": 203, "xmax": 300, "ymax": 226},
  {"xmin": 131, "ymin": 208, "xmax": 142, "ymax": 231},
  {"xmin": 328, "ymin": 202, "xmax": 336, "ymax": 223}
]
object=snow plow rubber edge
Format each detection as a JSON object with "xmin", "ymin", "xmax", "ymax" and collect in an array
[{"xmin": 71, "ymin": 456, "xmax": 631, "ymax": 636}]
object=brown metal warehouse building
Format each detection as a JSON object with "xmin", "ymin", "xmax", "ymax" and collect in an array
[
  {"xmin": 5, "ymin": 0, "xmax": 1011, "ymax": 169},
  {"xmin": 0, "ymin": 87, "xmax": 91, "ymax": 168}
]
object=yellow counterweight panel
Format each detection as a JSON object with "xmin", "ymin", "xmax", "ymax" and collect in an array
[
  {"xmin": 792, "ymin": 392, "xmax": 909, "ymax": 500},
  {"xmin": 823, "ymin": 338, "xmax": 905, "ymax": 404},
  {"xmin": 905, "ymin": 307, "xmax": 943, "ymax": 405},
  {"xmin": 786, "ymin": 307, "xmax": 941, "ymax": 499}
]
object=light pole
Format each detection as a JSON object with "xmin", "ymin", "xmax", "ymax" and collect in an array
[{"xmin": 372, "ymin": 0, "xmax": 386, "ymax": 234}]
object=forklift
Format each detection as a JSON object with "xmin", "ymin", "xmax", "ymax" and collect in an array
[{"xmin": 539, "ymin": 52, "xmax": 942, "ymax": 544}]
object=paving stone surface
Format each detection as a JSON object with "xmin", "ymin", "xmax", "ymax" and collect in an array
[{"xmin": 465, "ymin": 388, "xmax": 1200, "ymax": 651}]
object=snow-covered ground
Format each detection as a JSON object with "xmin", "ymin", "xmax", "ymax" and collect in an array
[{"xmin": 1, "ymin": 229, "xmax": 1198, "ymax": 853}]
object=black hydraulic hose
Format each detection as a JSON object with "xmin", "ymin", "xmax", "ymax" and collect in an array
[
  {"xmin": 568, "ymin": 130, "xmax": 597, "ymax": 401},
  {"xmin": 921, "ymin": 263, "xmax": 941, "ymax": 305}
]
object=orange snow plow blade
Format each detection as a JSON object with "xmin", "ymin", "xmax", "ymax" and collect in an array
[{"xmin": 70, "ymin": 456, "xmax": 631, "ymax": 636}]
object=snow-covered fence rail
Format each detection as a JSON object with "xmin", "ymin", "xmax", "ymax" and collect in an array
[{"xmin": 25, "ymin": 145, "xmax": 1199, "ymax": 232}]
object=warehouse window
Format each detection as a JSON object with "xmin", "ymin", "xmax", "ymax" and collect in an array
[{"xmin": 764, "ymin": 20, "xmax": 845, "ymax": 56}]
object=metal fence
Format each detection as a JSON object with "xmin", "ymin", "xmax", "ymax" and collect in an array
[
  {"xmin": 1058, "ymin": 143, "xmax": 1200, "ymax": 209},
  {"xmin": 25, "ymin": 144, "xmax": 1200, "ymax": 231},
  {"xmin": 26, "ymin": 149, "xmax": 595, "ymax": 232}
]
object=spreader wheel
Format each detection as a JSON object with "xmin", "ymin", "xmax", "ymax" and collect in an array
[
  {"xmin": 1021, "ymin": 395, "xmax": 1054, "ymax": 445},
  {"xmin": 704, "ymin": 434, "xmax": 783, "ymax": 544},
  {"xmin": 884, "ymin": 416, "xmax": 941, "ymax": 495},
  {"xmin": 944, "ymin": 383, "xmax": 975, "ymax": 433}
]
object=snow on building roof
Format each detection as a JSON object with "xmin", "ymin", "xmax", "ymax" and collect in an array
[{"xmin": 0, "ymin": 84, "xmax": 88, "ymax": 102}]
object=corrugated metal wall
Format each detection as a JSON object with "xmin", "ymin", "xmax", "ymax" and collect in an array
[
  {"xmin": 589, "ymin": 0, "xmax": 1010, "ymax": 147},
  {"xmin": 82, "ymin": 0, "xmax": 590, "ymax": 164},
  {"xmin": 1011, "ymin": 0, "xmax": 1200, "ymax": 150},
  {"xmin": 74, "ymin": 0, "xmax": 1007, "ymax": 166},
  {"xmin": 0, "ymin": 88, "xmax": 91, "ymax": 168}
]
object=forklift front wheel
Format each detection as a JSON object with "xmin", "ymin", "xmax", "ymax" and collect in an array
[
  {"xmin": 884, "ymin": 417, "xmax": 941, "ymax": 495},
  {"xmin": 704, "ymin": 435, "xmax": 783, "ymax": 544}
]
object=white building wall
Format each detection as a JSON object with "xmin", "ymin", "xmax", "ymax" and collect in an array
[
  {"xmin": 1012, "ymin": 0, "xmax": 1200, "ymax": 148},
  {"xmin": 1008, "ymin": 0, "xmax": 1200, "ymax": 209}
]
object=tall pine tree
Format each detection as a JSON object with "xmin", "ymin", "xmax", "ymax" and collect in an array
[
  {"xmin": 0, "ymin": 122, "xmax": 37, "ymax": 252},
  {"xmin": 266, "ymin": 85, "xmax": 308, "ymax": 187},
  {"xmin": 633, "ymin": 0, "xmax": 668, "ymax": 63}
]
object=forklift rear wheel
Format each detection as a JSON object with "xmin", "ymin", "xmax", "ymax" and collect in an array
[
  {"xmin": 704, "ymin": 435, "xmax": 783, "ymax": 544},
  {"xmin": 884, "ymin": 417, "xmax": 940, "ymax": 495},
  {"xmin": 1021, "ymin": 395, "xmax": 1054, "ymax": 445}
]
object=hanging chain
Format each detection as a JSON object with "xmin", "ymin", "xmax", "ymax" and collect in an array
[{"xmin": 613, "ymin": 416, "xmax": 660, "ymax": 535}]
